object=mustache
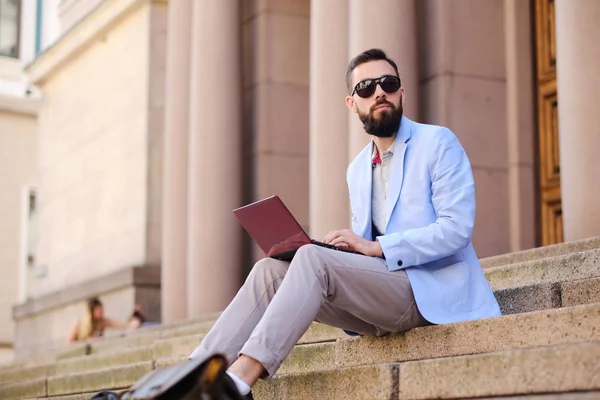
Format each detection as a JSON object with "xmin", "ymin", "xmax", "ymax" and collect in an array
[{"xmin": 370, "ymin": 99, "xmax": 396, "ymax": 113}]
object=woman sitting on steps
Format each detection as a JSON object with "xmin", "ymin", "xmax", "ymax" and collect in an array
[{"xmin": 67, "ymin": 297, "xmax": 146, "ymax": 343}]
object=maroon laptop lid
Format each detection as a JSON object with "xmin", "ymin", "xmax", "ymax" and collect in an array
[{"xmin": 233, "ymin": 195, "xmax": 312, "ymax": 258}]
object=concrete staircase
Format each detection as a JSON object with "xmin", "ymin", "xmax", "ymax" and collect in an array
[{"xmin": 1, "ymin": 238, "xmax": 599, "ymax": 399}]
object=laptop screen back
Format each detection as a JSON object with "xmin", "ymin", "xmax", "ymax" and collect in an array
[{"xmin": 233, "ymin": 196, "xmax": 312, "ymax": 257}]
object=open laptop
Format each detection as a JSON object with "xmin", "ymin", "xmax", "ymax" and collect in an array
[{"xmin": 233, "ymin": 195, "xmax": 362, "ymax": 261}]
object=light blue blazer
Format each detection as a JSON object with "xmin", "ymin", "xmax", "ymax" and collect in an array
[{"xmin": 347, "ymin": 116, "xmax": 501, "ymax": 324}]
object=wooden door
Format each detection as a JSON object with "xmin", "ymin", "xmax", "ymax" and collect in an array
[{"xmin": 534, "ymin": 0, "xmax": 563, "ymax": 245}]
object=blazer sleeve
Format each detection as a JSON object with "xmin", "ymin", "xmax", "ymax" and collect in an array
[{"xmin": 377, "ymin": 128, "xmax": 475, "ymax": 270}]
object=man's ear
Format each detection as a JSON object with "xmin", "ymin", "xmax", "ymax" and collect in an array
[{"xmin": 345, "ymin": 95, "xmax": 357, "ymax": 113}]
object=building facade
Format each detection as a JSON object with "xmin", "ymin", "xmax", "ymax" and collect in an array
[
  {"xmin": 1, "ymin": 0, "xmax": 598, "ymax": 359},
  {"xmin": 0, "ymin": 0, "xmax": 54, "ymax": 362}
]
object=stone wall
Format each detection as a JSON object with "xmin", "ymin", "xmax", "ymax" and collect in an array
[
  {"xmin": 33, "ymin": 1, "xmax": 165, "ymax": 297},
  {"xmin": 0, "ymin": 107, "xmax": 37, "ymax": 362},
  {"xmin": 12, "ymin": 266, "xmax": 160, "ymax": 358},
  {"xmin": 13, "ymin": 0, "xmax": 166, "ymax": 356}
]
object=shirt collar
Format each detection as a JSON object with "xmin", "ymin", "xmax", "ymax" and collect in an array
[{"xmin": 372, "ymin": 141, "xmax": 395, "ymax": 163}]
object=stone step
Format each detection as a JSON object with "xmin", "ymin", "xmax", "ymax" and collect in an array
[
  {"xmin": 52, "ymin": 319, "xmax": 345, "ymax": 363},
  {"xmin": 494, "ymin": 275, "xmax": 600, "ymax": 315},
  {"xmin": 5, "ymin": 294, "xmax": 600, "ymax": 388},
  {"xmin": 51, "ymin": 248, "xmax": 599, "ymax": 361},
  {"xmin": 53, "ymin": 299, "xmax": 600, "ymax": 379},
  {"xmin": 479, "ymin": 395, "xmax": 600, "ymax": 400},
  {"xmin": 6, "ymin": 240, "xmax": 597, "ymax": 369},
  {"xmin": 1, "ymin": 245, "xmax": 597, "ymax": 395},
  {"xmin": 0, "ymin": 378, "xmax": 46, "ymax": 400},
  {"xmin": 54, "ymin": 347, "xmax": 155, "ymax": 377},
  {"xmin": 152, "ymin": 333, "xmax": 204, "ymax": 360},
  {"xmin": 52, "ymin": 320, "xmax": 217, "ymax": 361},
  {"xmin": 36, "ymin": 394, "xmax": 99, "ymax": 400},
  {"xmin": 0, "ymin": 352, "xmax": 55, "ymax": 373},
  {"xmin": 480, "ymin": 236, "xmax": 600, "ymax": 269},
  {"xmin": 43, "ymin": 247, "xmax": 600, "ymax": 363},
  {"xmin": 398, "ymin": 341, "xmax": 600, "ymax": 399},
  {"xmin": 11, "ymin": 327, "xmax": 342, "ymax": 384},
  {"xmin": 255, "ymin": 363, "xmax": 398, "ymax": 400},
  {"xmin": 254, "ymin": 341, "xmax": 600, "ymax": 399},
  {"xmin": 22, "ymin": 389, "xmax": 600, "ymax": 400},
  {"xmin": 485, "ymin": 247, "xmax": 600, "ymax": 291},
  {"xmin": 2, "ymin": 301, "xmax": 596, "ymax": 398},
  {"xmin": 0, "ymin": 325, "xmax": 344, "ymax": 385},
  {"xmin": 279, "ymin": 302, "xmax": 599, "ymax": 374},
  {"xmin": 0, "ymin": 363, "xmax": 54, "ymax": 385},
  {"xmin": 47, "ymin": 362, "xmax": 153, "ymax": 398}
]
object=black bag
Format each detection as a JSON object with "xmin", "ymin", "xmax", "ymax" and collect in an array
[
  {"xmin": 89, "ymin": 354, "xmax": 243, "ymax": 400},
  {"xmin": 90, "ymin": 390, "xmax": 119, "ymax": 400}
]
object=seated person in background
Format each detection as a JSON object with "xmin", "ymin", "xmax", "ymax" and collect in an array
[
  {"xmin": 67, "ymin": 297, "xmax": 143, "ymax": 343},
  {"xmin": 128, "ymin": 305, "xmax": 148, "ymax": 330}
]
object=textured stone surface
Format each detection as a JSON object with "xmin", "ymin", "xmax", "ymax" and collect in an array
[
  {"xmin": 56, "ymin": 343, "xmax": 92, "ymax": 360},
  {"xmin": 4, "ymin": 303, "xmax": 599, "ymax": 393},
  {"xmin": 495, "ymin": 282, "xmax": 561, "ymax": 315},
  {"xmin": 155, "ymin": 356, "xmax": 183, "ymax": 368},
  {"xmin": 399, "ymin": 342, "xmax": 600, "ymax": 399},
  {"xmin": 478, "ymin": 395, "xmax": 600, "ymax": 400},
  {"xmin": 158, "ymin": 320, "xmax": 215, "ymax": 340},
  {"xmin": 561, "ymin": 277, "xmax": 600, "ymax": 307},
  {"xmin": 278, "ymin": 342, "xmax": 336, "ymax": 375},
  {"xmin": 89, "ymin": 330, "xmax": 161, "ymax": 354},
  {"xmin": 32, "ymin": 393, "xmax": 108, "ymax": 400},
  {"xmin": 335, "ymin": 303, "xmax": 600, "ymax": 368},
  {"xmin": 153, "ymin": 334, "xmax": 203, "ymax": 359},
  {"xmin": 297, "ymin": 322, "xmax": 346, "ymax": 344},
  {"xmin": 0, "ymin": 109, "xmax": 37, "ymax": 364},
  {"xmin": 480, "ymin": 236, "xmax": 600, "ymax": 268},
  {"xmin": 254, "ymin": 364, "xmax": 398, "ymax": 400},
  {"xmin": 54, "ymin": 346, "xmax": 154, "ymax": 376},
  {"xmin": 0, "ymin": 378, "xmax": 46, "ymax": 400},
  {"xmin": 0, "ymin": 363, "xmax": 53, "ymax": 384},
  {"xmin": 47, "ymin": 362, "xmax": 153, "ymax": 396},
  {"xmin": 485, "ymin": 248, "xmax": 600, "ymax": 291}
]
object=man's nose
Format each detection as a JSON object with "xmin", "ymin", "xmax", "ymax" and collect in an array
[{"xmin": 374, "ymin": 82, "xmax": 386, "ymax": 99}]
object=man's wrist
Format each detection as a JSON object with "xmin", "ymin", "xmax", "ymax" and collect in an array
[{"xmin": 370, "ymin": 240, "xmax": 383, "ymax": 257}]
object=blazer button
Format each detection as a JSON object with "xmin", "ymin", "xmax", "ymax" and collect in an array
[{"xmin": 397, "ymin": 260, "xmax": 403, "ymax": 267}]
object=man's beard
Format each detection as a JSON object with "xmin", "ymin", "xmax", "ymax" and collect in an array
[{"xmin": 358, "ymin": 98, "xmax": 403, "ymax": 138}]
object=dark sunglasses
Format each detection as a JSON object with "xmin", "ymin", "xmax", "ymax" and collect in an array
[{"xmin": 350, "ymin": 75, "xmax": 401, "ymax": 98}]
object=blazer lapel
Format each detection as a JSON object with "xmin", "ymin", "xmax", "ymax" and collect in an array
[
  {"xmin": 359, "ymin": 141, "xmax": 374, "ymax": 239},
  {"xmin": 385, "ymin": 117, "xmax": 411, "ymax": 230}
]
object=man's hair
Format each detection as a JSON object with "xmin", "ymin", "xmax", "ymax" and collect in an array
[{"xmin": 346, "ymin": 48, "xmax": 400, "ymax": 93}]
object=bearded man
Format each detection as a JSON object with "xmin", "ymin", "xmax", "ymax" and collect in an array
[{"xmin": 188, "ymin": 48, "xmax": 501, "ymax": 399}]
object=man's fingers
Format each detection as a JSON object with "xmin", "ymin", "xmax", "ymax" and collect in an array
[
  {"xmin": 323, "ymin": 230, "xmax": 339, "ymax": 244},
  {"xmin": 330, "ymin": 236, "xmax": 349, "ymax": 247}
]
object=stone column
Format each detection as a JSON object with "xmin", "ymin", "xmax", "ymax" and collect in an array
[
  {"xmin": 555, "ymin": 1, "xmax": 600, "ymax": 241},
  {"xmin": 347, "ymin": 0, "xmax": 419, "ymax": 159},
  {"xmin": 161, "ymin": 0, "xmax": 192, "ymax": 323},
  {"xmin": 187, "ymin": 0, "xmax": 242, "ymax": 316},
  {"xmin": 504, "ymin": 0, "xmax": 536, "ymax": 251},
  {"xmin": 309, "ymin": 0, "xmax": 350, "ymax": 237}
]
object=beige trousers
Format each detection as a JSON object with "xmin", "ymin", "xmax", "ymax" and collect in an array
[{"xmin": 188, "ymin": 244, "xmax": 428, "ymax": 377}]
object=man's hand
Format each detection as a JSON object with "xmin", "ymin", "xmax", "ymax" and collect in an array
[{"xmin": 322, "ymin": 229, "xmax": 383, "ymax": 257}]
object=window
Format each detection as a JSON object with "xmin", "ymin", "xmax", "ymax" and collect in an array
[
  {"xmin": 19, "ymin": 186, "xmax": 38, "ymax": 302},
  {"xmin": 0, "ymin": 0, "xmax": 20, "ymax": 58}
]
